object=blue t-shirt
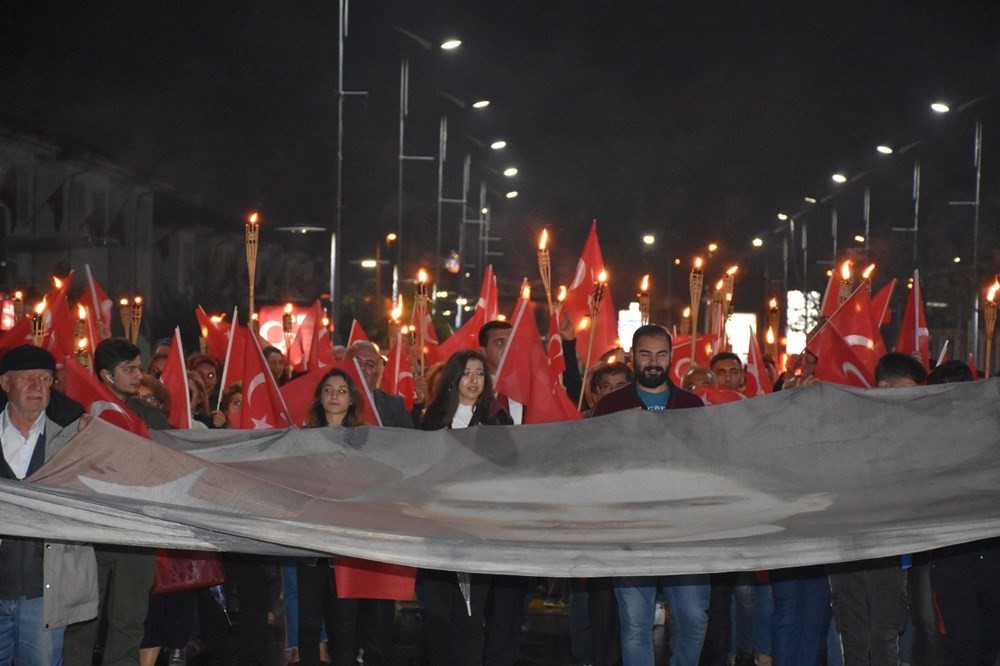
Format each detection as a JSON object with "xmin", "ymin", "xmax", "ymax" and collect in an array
[{"xmin": 637, "ymin": 387, "xmax": 669, "ymax": 410}]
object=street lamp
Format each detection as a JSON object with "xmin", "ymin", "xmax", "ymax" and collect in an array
[
  {"xmin": 440, "ymin": 39, "xmax": 462, "ymax": 50},
  {"xmin": 490, "ymin": 140, "xmax": 507, "ymax": 150},
  {"xmin": 472, "ymin": 99, "xmax": 490, "ymax": 108},
  {"xmin": 831, "ymin": 173, "xmax": 847, "ymax": 183},
  {"xmin": 505, "ymin": 191, "xmax": 519, "ymax": 199},
  {"xmin": 931, "ymin": 102, "xmax": 950, "ymax": 113},
  {"xmin": 777, "ymin": 213, "xmax": 788, "ymax": 221},
  {"xmin": 752, "ymin": 237, "xmax": 764, "ymax": 248},
  {"xmin": 503, "ymin": 167, "xmax": 518, "ymax": 177},
  {"xmin": 876, "ymin": 145, "xmax": 894, "ymax": 154},
  {"xmin": 642, "ymin": 234, "xmax": 655, "ymax": 245}
]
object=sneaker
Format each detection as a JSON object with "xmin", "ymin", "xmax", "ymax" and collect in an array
[{"xmin": 167, "ymin": 648, "xmax": 187, "ymax": 666}]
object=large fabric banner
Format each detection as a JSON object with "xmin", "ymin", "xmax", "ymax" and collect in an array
[{"xmin": 8, "ymin": 380, "xmax": 1000, "ymax": 576}]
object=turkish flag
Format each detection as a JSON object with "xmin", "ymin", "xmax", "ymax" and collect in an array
[
  {"xmin": 546, "ymin": 312, "xmax": 566, "ymax": 379},
  {"xmin": 870, "ymin": 279, "xmax": 896, "ymax": 328},
  {"xmin": 819, "ymin": 270, "xmax": 841, "ymax": 318},
  {"xmin": 744, "ymin": 327, "xmax": 772, "ymax": 397},
  {"xmin": 195, "ymin": 306, "xmax": 230, "ymax": 361},
  {"xmin": 410, "ymin": 308, "xmax": 439, "ymax": 365},
  {"xmin": 159, "ymin": 328, "xmax": 192, "ymax": 429},
  {"xmin": 39, "ymin": 273, "xmax": 76, "ymax": 361},
  {"xmin": 809, "ymin": 287, "xmax": 883, "ymax": 387},
  {"xmin": 433, "ymin": 265, "xmax": 497, "ymax": 363},
  {"xmin": 380, "ymin": 332, "xmax": 416, "ymax": 411},
  {"xmin": 82, "ymin": 264, "xmax": 113, "ymax": 343},
  {"xmin": 347, "ymin": 319, "xmax": 369, "ymax": 348},
  {"xmin": 494, "ymin": 294, "xmax": 581, "ymax": 424},
  {"xmin": 562, "ymin": 221, "xmax": 618, "ymax": 368},
  {"xmin": 234, "ymin": 325, "xmax": 292, "ymax": 430},
  {"xmin": 0, "ymin": 315, "xmax": 32, "ymax": 356},
  {"xmin": 64, "ymin": 357, "xmax": 151, "ymax": 437},
  {"xmin": 334, "ymin": 558, "xmax": 416, "ymax": 601},
  {"xmin": 691, "ymin": 386, "xmax": 748, "ymax": 405},
  {"xmin": 289, "ymin": 301, "xmax": 335, "ymax": 372},
  {"xmin": 896, "ymin": 271, "xmax": 930, "ymax": 371},
  {"xmin": 668, "ymin": 334, "xmax": 714, "ymax": 387},
  {"xmin": 280, "ymin": 359, "xmax": 381, "ymax": 427}
]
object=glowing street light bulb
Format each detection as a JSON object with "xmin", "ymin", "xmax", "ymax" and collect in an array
[
  {"xmin": 832, "ymin": 173, "xmax": 847, "ymax": 183},
  {"xmin": 503, "ymin": 167, "xmax": 518, "ymax": 177},
  {"xmin": 642, "ymin": 234, "xmax": 655, "ymax": 245},
  {"xmin": 360, "ymin": 259, "xmax": 377, "ymax": 268},
  {"xmin": 707, "ymin": 243, "xmax": 718, "ymax": 253},
  {"xmin": 472, "ymin": 100, "xmax": 490, "ymax": 108},
  {"xmin": 752, "ymin": 238, "xmax": 764, "ymax": 248},
  {"xmin": 777, "ymin": 213, "xmax": 788, "ymax": 221},
  {"xmin": 505, "ymin": 191, "xmax": 518, "ymax": 199},
  {"xmin": 440, "ymin": 39, "xmax": 462, "ymax": 50},
  {"xmin": 931, "ymin": 102, "xmax": 950, "ymax": 113},
  {"xmin": 490, "ymin": 140, "xmax": 507, "ymax": 150},
  {"xmin": 876, "ymin": 145, "xmax": 894, "ymax": 154},
  {"xmin": 854, "ymin": 235, "xmax": 866, "ymax": 243}
]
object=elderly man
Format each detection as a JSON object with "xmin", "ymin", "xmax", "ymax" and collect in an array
[
  {"xmin": 346, "ymin": 340, "xmax": 423, "ymax": 427},
  {"xmin": 0, "ymin": 345, "xmax": 98, "ymax": 665}
]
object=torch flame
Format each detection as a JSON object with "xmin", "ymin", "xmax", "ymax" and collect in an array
[
  {"xmin": 322, "ymin": 317, "xmax": 330, "ymax": 328},
  {"xmin": 577, "ymin": 317, "xmax": 590, "ymax": 332},
  {"xmin": 539, "ymin": 229, "xmax": 548, "ymax": 250},
  {"xmin": 862, "ymin": 263, "xmax": 876, "ymax": 280},
  {"xmin": 14, "ymin": 291, "xmax": 22, "ymax": 299},
  {"xmin": 694, "ymin": 257, "xmax": 703, "ymax": 270},
  {"xmin": 521, "ymin": 283, "xmax": 531, "ymax": 300},
  {"xmin": 78, "ymin": 337, "xmax": 88, "ymax": 351},
  {"xmin": 34, "ymin": 300, "xmax": 47, "ymax": 315},
  {"xmin": 53, "ymin": 276, "xmax": 63, "ymax": 288},
  {"xmin": 210, "ymin": 315, "xmax": 223, "ymax": 323},
  {"xmin": 200, "ymin": 326, "xmax": 208, "ymax": 338},
  {"xmin": 840, "ymin": 260, "xmax": 852, "ymax": 281},
  {"xmin": 418, "ymin": 269, "xmax": 428, "ymax": 284},
  {"xmin": 988, "ymin": 281, "xmax": 1000, "ymax": 303},
  {"xmin": 682, "ymin": 306, "xmax": 691, "ymax": 318},
  {"xmin": 120, "ymin": 298, "xmax": 129, "ymax": 307},
  {"xmin": 769, "ymin": 297, "xmax": 779, "ymax": 309},
  {"xmin": 134, "ymin": 296, "xmax": 142, "ymax": 305},
  {"xmin": 78, "ymin": 304, "xmax": 86, "ymax": 319},
  {"xmin": 766, "ymin": 327, "xmax": 775, "ymax": 345},
  {"xmin": 715, "ymin": 279, "xmax": 724, "ymax": 291},
  {"xmin": 250, "ymin": 312, "xmax": 259, "ymax": 321},
  {"xmin": 557, "ymin": 285, "xmax": 567, "ymax": 302},
  {"xmin": 726, "ymin": 265, "xmax": 739, "ymax": 276},
  {"xmin": 597, "ymin": 270, "xmax": 608, "ymax": 283},
  {"xmin": 640, "ymin": 274, "xmax": 649, "ymax": 291},
  {"xmin": 284, "ymin": 302, "xmax": 293, "ymax": 314},
  {"xmin": 391, "ymin": 302, "xmax": 403, "ymax": 321},
  {"xmin": 249, "ymin": 212, "xmax": 259, "ymax": 224}
]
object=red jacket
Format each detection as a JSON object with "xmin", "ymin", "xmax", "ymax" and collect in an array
[{"xmin": 591, "ymin": 378, "xmax": 703, "ymax": 416}]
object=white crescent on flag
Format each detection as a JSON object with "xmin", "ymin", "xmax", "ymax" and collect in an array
[{"xmin": 245, "ymin": 372, "xmax": 266, "ymax": 407}]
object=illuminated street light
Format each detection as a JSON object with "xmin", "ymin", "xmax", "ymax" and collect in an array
[
  {"xmin": 931, "ymin": 102, "xmax": 950, "ymax": 113},
  {"xmin": 953, "ymin": 256, "xmax": 962, "ymax": 264},
  {"xmin": 505, "ymin": 191, "xmax": 518, "ymax": 199},
  {"xmin": 777, "ymin": 213, "xmax": 788, "ymax": 221},
  {"xmin": 673, "ymin": 258, "xmax": 681, "ymax": 265},
  {"xmin": 642, "ymin": 234, "xmax": 655, "ymax": 245},
  {"xmin": 360, "ymin": 259, "xmax": 377, "ymax": 268},
  {"xmin": 503, "ymin": 167, "xmax": 518, "ymax": 177},
  {"xmin": 386, "ymin": 232, "xmax": 397, "ymax": 242},
  {"xmin": 752, "ymin": 238, "xmax": 764, "ymax": 248},
  {"xmin": 440, "ymin": 39, "xmax": 462, "ymax": 50},
  {"xmin": 832, "ymin": 173, "xmax": 847, "ymax": 183},
  {"xmin": 490, "ymin": 140, "xmax": 507, "ymax": 150},
  {"xmin": 481, "ymin": 207, "xmax": 488, "ymax": 214},
  {"xmin": 804, "ymin": 196, "xmax": 818, "ymax": 204},
  {"xmin": 472, "ymin": 99, "xmax": 490, "ymax": 108},
  {"xmin": 876, "ymin": 145, "xmax": 894, "ymax": 155},
  {"xmin": 854, "ymin": 235, "xmax": 865, "ymax": 243},
  {"xmin": 708, "ymin": 243, "xmax": 719, "ymax": 253}
]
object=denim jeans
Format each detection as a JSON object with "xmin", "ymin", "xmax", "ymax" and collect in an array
[
  {"xmin": 614, "ymin": 574, "xmax": 709, "ymax": 666},
  {"xmin": 770, "ymin": 567, "xmax": 831, "ymax": 666},
  {"xmin": 0, "ymin": 595, "xmax": 65, "ymax": 666}
]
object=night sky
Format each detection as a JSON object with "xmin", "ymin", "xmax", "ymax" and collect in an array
[{"xmin": 3, "ymin": 1, "xmax": 999, "ymax": 315}]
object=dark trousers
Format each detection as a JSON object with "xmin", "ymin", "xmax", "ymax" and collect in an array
[
  {"xmin": 770, "ymin": 566, "xmax": 830, "ymax": 666},
  {"xmin": 906, "ymin": 558, "xmax": 945, "ymax": 666},
  {"xmin": 699, "ymin": 572, "xmax": 737, "ymax": 666},
  {"xmin": 420, "ymin": 569, "xmax": 488, "ymax": 666},
  {"xmin": 296, "ymin": 561, "xmax": 337, "ymax": 666},
  {"xmin": 63, "ymin": 546, "xmax": 156, "ymax": 666},
  {"xmin": 226, "ymin": 555, "xmax": 273, "ymax": 666},
  {"xmin": 484, "ymin": 575, "xmax": 531, "ymax": 666},
  {"xmin": 586, "ymin": 577, "xmax": 622, "ymax": 666},
  {"xmin": 931, "ymin": 540, "xmax": 1000, "ymax": 666},
  {"xmin": 828, "ymin": 558, "xmax": 907, "ymax": 666}
]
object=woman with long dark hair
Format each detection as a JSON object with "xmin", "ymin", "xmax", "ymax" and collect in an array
[
  {"xmin": 419, "ymin": 350, "xmax": 512, "ymax": 665},
  {"xmin": 297, "ymin": 369, "xmax": 397, "ymax": 666}
]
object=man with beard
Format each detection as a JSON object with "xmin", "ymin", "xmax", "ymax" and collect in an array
[{"xmin": 592, "ymin": 325, "xmax": 707, "ymax": 666}]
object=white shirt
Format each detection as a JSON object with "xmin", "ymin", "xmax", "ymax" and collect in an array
[
  {"xmin": 1, "ymin": 405, "xmax": 46, "ymax": 480},
  {"xmin": 451, "ymin": 403, "xmax": 475, "ymax": 429}
]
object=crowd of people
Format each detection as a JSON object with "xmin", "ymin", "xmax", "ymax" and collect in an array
[{"xmin": 0, "ymin": 313, "xmax": 998, "ymax": 666}]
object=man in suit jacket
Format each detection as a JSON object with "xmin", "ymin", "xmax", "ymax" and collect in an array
[
  {"xmin": 347, "ymin": 340, "xmax": 423, "ymax": 428},
  {"xmin": 0, "ymin": 345, "xmax": 98, "ymax": 666}
]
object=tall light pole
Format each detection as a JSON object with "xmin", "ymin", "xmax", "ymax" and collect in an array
[
  {"xmin": 334, "ymin": 0, "xmax": 367, "ymax": 325},
  {"xmin": 398, "ymin": 58, "xmax": 435, "ymax": 276}
]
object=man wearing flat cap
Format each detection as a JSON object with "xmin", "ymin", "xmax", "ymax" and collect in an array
[{"xmin": 0, "ymin": 345, "xmax": 98, "ymax": 665}]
